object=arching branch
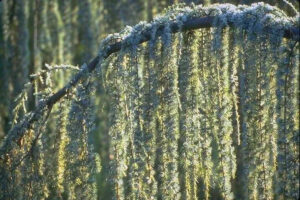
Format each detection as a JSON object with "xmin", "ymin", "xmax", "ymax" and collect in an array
[{"xmin": 0, "ymin": 14, "xmax": 298, "ymax": 160}]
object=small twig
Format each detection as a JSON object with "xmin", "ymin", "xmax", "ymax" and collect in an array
[{"xmin": 282, "ymin": 0, "xmax": 298, "ymax": 16}]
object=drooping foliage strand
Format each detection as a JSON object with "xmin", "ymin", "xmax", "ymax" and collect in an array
[
  {"xmin": 106, "ymin": 52, "xmax": 130, "ymax": 200},
  {"xmin": 211, "ymin": 27, "xmax": 236, "ymax": 200},
  {"xmin": 275, "ymin": 38, "xmax": 299, "ymax": 199},
  {"xmin": 0, "ymin": 2, "xmax": 299, "ymax": 200},
  {"xmin": 197, "ymin": 28, "xmax": 213, "ymax": 200},
  {"xmin": 178, "ymin": 30, "xmax": 202, "ymax": 200}
]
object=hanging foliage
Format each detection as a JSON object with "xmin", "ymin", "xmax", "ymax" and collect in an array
[{"xmin": 0, "ymin": 2, "xmax": 299, "ymax": 200}]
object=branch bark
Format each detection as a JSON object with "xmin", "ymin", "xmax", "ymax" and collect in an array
[{"xmin": 0, "ymin": 15, "xmax": 298, "ymax": 159}]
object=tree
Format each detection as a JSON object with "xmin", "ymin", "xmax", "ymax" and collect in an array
[{"xmin": 0, "ymin": 2, "xmax": 299, "ymax": 200}]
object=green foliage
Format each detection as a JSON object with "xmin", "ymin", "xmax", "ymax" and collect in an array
[
  {"xmin": 157, "ymin": 25, "xmax": 181, "ymax": 200},
  {"xmin": 211, "ymin": 27, "xmax": 236, "ymax": 200},
  {"xmin": 64, "ymin": 77, "xmax": 99, "ymax": 199},
  {"xmin": 0, "ymin": 2, "xmax": 299, "ymax": 200},
  {"xmin": 178, "ymin": 30, "xmax": 201, "ymax": 200},
  {"xmin": 275, "ymin": 39, "xmax": 299, "ymax": 199},
  {"xmin": 197, "ymin": 28, "xmax": 213, "ymax": 200}
]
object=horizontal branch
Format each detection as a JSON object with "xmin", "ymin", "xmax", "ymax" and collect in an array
[{"xmin": 0, "ymin": 14, "xmax": 298, "ymax": 159}]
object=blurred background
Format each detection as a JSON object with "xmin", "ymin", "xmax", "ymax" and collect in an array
[{"xmin": 0, "ymin": 0, "xmax": 298, "ymax": 198}]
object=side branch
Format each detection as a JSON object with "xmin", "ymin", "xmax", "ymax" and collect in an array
[{"xmin": 0, "ymin": 15, "xmax": 298, "ymax": 159}]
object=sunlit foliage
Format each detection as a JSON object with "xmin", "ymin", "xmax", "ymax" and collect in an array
[{"xmin": 0, "ymin": 2, "xmax": 299, "ymax": 200}]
